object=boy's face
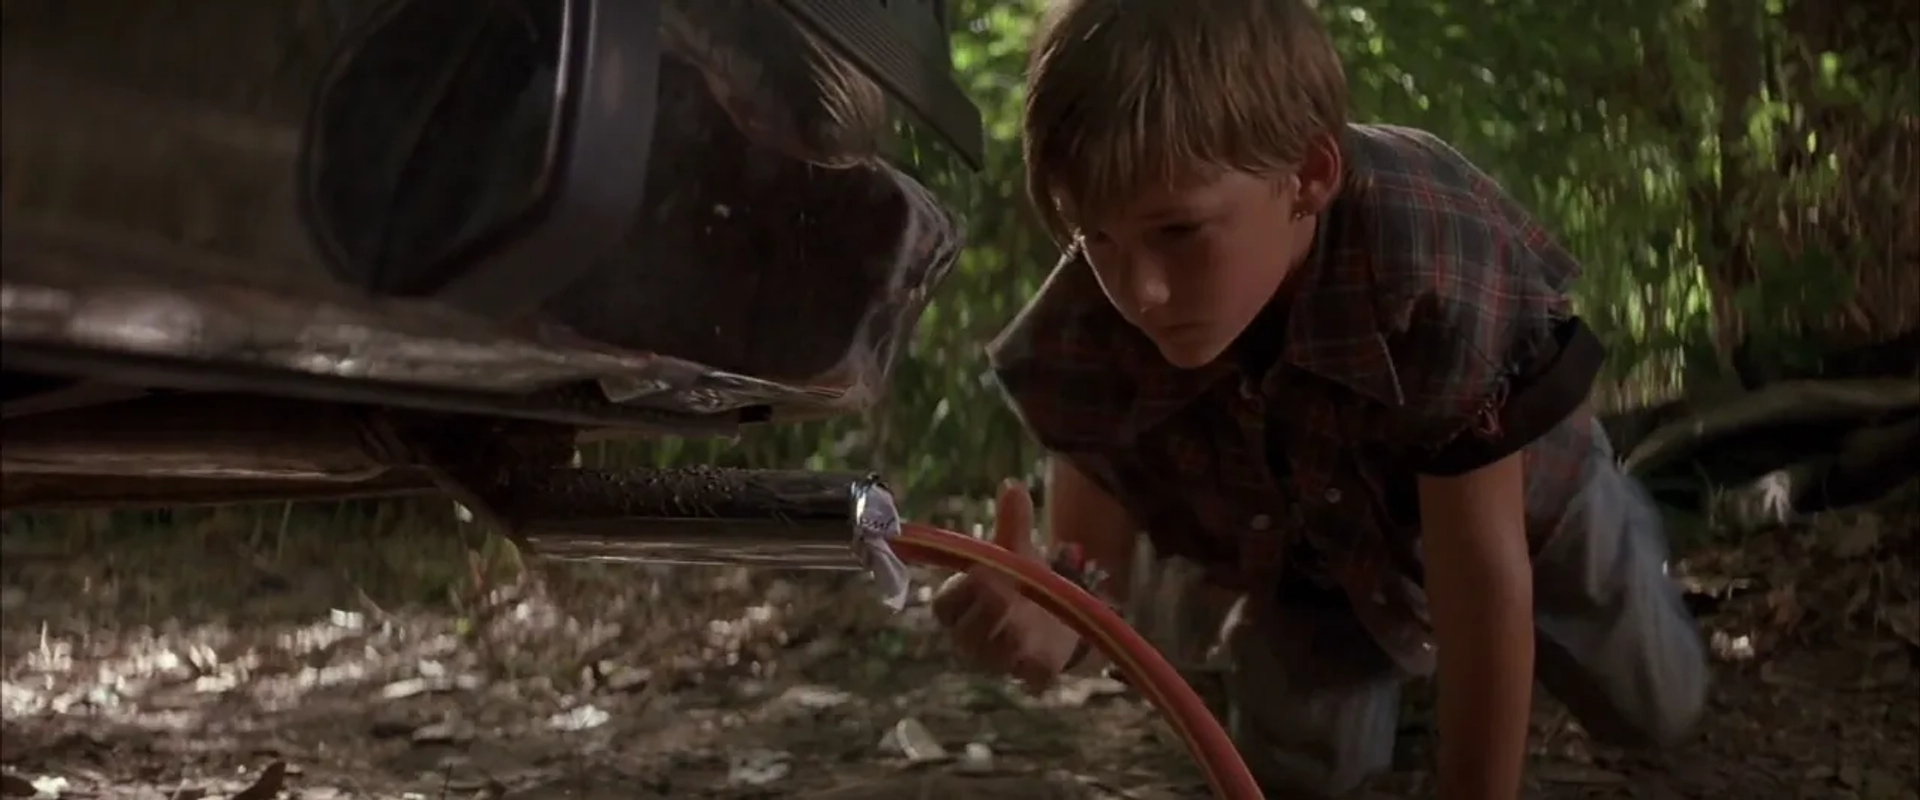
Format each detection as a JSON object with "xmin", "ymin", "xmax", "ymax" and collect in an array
[{"xmin": 1075, "ymin": 147, "xmax": 1337, "ymax": 369}]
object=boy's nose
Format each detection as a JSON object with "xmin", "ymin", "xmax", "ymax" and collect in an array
[{"xmin": 1129, "ymin": 257, "xmax": 1172, "ymax": 312}]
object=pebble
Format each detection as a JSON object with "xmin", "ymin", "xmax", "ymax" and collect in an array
[
  {"xmin": 546, "ymin": 704, "xmax": 608, "ymax": 732},
  {"xmin": 957, "ymin": 742, "xmax": 995, "ymax": 774}
]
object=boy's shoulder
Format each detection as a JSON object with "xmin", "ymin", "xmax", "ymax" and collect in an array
[
  {"xmin": 1334, "ymin": 124, "xmax": 1580, "ymax": 302},
  {"xmin": 985, "ymin": 251, "xmax": 1175, "ymax": 451},
  {"xmin": 1322, "ymin": 124, "xmax": 1587, "ymax": 443}
]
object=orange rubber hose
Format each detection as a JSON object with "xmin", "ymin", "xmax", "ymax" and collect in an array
[{"xmin": 893, "ymin": 521, "xmax": 1265, "ymax": 800}]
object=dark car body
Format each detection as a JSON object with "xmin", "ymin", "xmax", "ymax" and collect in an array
[{"xmin": 1, "ymin": 0, "xmax": 976, "ymax": 567}]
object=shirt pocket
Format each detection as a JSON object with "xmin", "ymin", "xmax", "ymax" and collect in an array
[
  {"xmin": 1137, "ymin": 412, "xmax": 1288, "ymax": 579},
  {"xmin": 1272, "ymin": 392, "xmax": 1399, "ymax": 579}
]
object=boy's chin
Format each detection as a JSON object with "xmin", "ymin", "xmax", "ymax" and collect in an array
[{"xmin": 1152, "ymin": 338, "xmax": 1230, "ymax": 370}]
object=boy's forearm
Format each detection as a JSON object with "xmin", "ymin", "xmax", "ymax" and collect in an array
[
  {"xmin": 1419, "ymin": 462, "xmax": 1536, "ymax": 800},
  {"xmin": 1431, "ymin": 565, "xmax": 1534, "ymax": 799},
  {"xmin": 1043, "ymin": 455, "xmax": 1138, "ymax": 605}
]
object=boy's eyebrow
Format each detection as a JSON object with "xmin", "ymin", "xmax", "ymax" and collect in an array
[
  {"xmin": 1133, "ymin": 200, "xmax": 1214, "ymax": 223},
  {"xmin": 1125, "ymin": 180, "xmax": 1231, "ymax": 223},
  {"xmin": 1066, "ymin": 182, "xmax": 1217, "ymax": 231}
]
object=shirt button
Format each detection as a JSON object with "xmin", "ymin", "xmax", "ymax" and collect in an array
[
  {"xmin": 1249, "ymin": 514, "xmax": 1273, "ymax": 531},
  {"xmin": 1324, "ymin": 488, "xmax": 1342, "ymax": 504}
]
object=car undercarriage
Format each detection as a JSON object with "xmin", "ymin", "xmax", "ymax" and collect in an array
[{"xmin": 2, "ymin": 0, "xmax": 982, "ymax": 572}]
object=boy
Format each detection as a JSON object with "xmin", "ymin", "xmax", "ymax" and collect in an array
[{"xmin": 928, "ymin": 0, "xmax": 1710, "ymax": 797}]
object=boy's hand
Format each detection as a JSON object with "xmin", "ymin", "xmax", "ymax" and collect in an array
[{"xmin": 930, "ymin": 480, "xmax": 1081, "ymax": 691}]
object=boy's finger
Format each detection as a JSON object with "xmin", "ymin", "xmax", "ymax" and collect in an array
[
  {"xmin": 991, "ymin": 479, "xmax": 1036, "ymax": 554},
  {"xmin": 1009, "ymin": 655, "xmax": 1058, "ymax": 694},
  {"xmin": 952, "ymin": 598, "xmax": 1011, "ymax": 664},
  {"xmin": 930, "ymin": 573, "xmax": 977, "ymax": 629}
]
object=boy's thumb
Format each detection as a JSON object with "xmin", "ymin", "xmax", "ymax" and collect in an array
[{"xmin": 991, "ymin": 479, "xmax": 1037, "ymax": 554}]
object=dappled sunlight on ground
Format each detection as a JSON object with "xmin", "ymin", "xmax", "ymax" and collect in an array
[{"xmin": 2, "ymin": 506, "xmax": 1916, "ymax": 798}]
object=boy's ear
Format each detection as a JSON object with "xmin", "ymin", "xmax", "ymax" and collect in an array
[{"xmin": 1294, "ymin": 133, "xmax": 1344, "ymax": 215}]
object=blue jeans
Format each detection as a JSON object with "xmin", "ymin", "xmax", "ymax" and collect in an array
[{"xmin": 1220, "ymin": 434, "xmax": 1710, "ymax": 798}]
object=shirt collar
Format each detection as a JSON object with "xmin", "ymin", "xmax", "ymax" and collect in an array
[{"xmin": 1119, "ymin": 182, "xmax": 1410, "ymax": 437}]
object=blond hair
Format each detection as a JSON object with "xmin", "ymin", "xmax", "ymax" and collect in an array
[{"xmin": 1023, "ymin": 0, "xmax": 1349, "ymax": 242}]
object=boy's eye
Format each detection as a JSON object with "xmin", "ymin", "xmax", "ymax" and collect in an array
[{"xmin": 1157, "ymin": 221, "xmax": 1203, "ymax": 239}]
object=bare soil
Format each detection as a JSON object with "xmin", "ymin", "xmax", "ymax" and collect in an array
[{"xmin": 2, "ymin": 504, "xmax": 1915, "ymax": 799}]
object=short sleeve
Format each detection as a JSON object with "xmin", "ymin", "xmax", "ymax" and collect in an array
[
  {"xmin": 1386, "ymin": 199, "xmax": 1602, "ymax": 476},
  {"xmin": 1412, "ymin": 315, "xmax": 1605, "ymax": 475}
]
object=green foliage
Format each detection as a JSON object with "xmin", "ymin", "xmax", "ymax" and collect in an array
[{"xmin": 615, "ymin": 0, "xmax": 1916, "ymax": 515}]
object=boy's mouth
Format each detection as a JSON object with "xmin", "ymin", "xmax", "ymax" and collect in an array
[{"xmin": 1151, "ymin": 322, "xmax": 1205, "ymax": 339}]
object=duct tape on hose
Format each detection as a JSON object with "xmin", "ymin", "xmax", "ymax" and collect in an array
[{"xmin": 850, "ymin": 476, "xmax": 911, "ymax": 611}]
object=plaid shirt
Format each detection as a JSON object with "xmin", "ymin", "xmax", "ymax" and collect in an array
[{"xmin": 990, "ymin": 125, "xmax": 1595, "ymax": 675}]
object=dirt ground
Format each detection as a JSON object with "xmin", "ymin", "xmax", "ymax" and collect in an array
[{"xmin": 2, "ymin": 504, "xmax": 1915, "ymax": 799}]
